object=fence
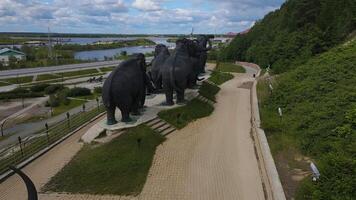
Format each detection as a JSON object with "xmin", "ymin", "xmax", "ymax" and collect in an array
[{"xmin": 0, "ymin": 103, "xmax": 105, "ymax": 176}]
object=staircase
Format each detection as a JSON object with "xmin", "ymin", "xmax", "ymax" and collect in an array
[
  {"xmin": 196, "ymin": 95, "xmax": 215, "ymax": 106},
  {"xmin": 146, "ymin": 117, "xmax": 176, "ymax": 136}
]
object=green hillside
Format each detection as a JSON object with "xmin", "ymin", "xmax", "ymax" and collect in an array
[
  {"xmin": 259, "ymin": 38, "xmax": 355, "ymax": 199},
  {"xmin": 220, "ymin": 0, "xmax": 356, "ymax": 73}
]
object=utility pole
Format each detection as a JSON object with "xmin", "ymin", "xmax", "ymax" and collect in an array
[{"xmin": 48, "ymin": 26, "xmax": 53, "ymax": 60}]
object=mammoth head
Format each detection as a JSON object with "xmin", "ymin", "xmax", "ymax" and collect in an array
[
  {"xmin": 154, "ymin": 44, "xmax": 169, "ymax": 57},
  {"xmin": 132, "ymin": 53, "xmax": 147, "ymax": 72},
  {"xmin": 175, "ymin": 38, "xmax": 190, "ymax": 52}
]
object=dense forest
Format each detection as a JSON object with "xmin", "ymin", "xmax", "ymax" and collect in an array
[
  {"xmin": 260, "ymin": 37, "xmax": 355, "ymax": 199},
  {"xmin": 220, "ymin": 0, "xmax": 356, "ymax": 73}
]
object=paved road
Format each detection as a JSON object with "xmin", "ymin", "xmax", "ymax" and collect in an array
[{"xmin": 0, "ymin": 60, "xmax": 121, "ymax": 78}]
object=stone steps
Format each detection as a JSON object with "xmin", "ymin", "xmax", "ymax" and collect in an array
[
  {"xmin": 197, "ymin": 95, "xmax": 215, "ymax": 106},
  {"xmin": 146, "ymin": 117, "xmax": 176, "ymax": 136}
]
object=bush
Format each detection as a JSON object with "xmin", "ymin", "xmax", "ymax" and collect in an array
[
  {"xmin": 0, "ymin": 87, "xmax": 44, "ymax": 100},
  {"xmin": 67, "ymin": 87, "xmax": 91, "ymax": 97},
  {"xmin": 48, "ymin": 95, "xmax": 60, "ymax": 107},
  {"xmin": 44, "ymin": 84, "xmax": 64, "ymax": 95},
  {"xmin": 30, "ymin": 83, "xmax": 50, "ymax": 92},
  {"xmin": 94, "ymin": 87, "xmax": 102, "ymax": 94}
]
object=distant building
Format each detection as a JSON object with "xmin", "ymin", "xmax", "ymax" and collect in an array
[{"xmin": 0, "ymin": 48, "xmax": 26, "ymax": 66}]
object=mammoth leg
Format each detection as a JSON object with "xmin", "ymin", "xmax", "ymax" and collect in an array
[
  {"xmin": 162, "ymin": 79, "xmax": 174, "ymax": 105},
  {"xmin": 119, "ymin": 98, "xmax": 132, "ymax": 122},
  {"xmin": 120, "ymin": 108, "xmax": 132, "ymax": 122},
  {"xmin": 176, "ymin": 81, "xmax": 186, "ymax": 104},
  {"xmin": 106, "ymin": 105, "xmax": 118, "ymax": 125},
  {"xmin": 131, "ymin": 96, "xmax": 141, "ymax": 116}
]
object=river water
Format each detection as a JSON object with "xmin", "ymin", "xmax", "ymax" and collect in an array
[{"xmin": 74, "ymin": 37, "xmax": 175, "ymax": 61}]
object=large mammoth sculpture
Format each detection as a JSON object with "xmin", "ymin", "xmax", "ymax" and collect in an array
[
  {"xmin": 161, "ymin": 38, "xmax": 198, "ymax": 105},
  {"xmin": 102, "ymin": 53, "xmax": 147, "ymax": 124},
  {"xmin": 149, "ymin": 44, "xmax": 170, "ymax": 90},
  {"xmin": 195, "ymin": 35, "xmax": 214, "ymax": 73}
]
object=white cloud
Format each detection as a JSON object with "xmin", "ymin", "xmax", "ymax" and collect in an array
[
  {"xmin": 0, "ymin": 0, "xmax": 284, "ymax": 34},
  {"xmin": 132, "ymin": 0, "xmax": 161, "ymax": 12}
]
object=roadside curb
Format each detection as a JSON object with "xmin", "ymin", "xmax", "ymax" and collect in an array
[{"xmin": 247, "ymin": 63, "xmax": 286, "ymax": 200}]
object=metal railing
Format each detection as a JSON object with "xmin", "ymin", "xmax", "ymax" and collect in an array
[{"xmin": 0, "ymin": 103, "xmax": 105, "ymax": 175}]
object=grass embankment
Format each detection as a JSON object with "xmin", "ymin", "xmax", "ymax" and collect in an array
[
  {"xmin": 208, "ymin": 70, "xmax": 234, "ymax": 85},
  {"xmin": 52, "ymin": 99, "xmax": 83, "ymax": 116},
  {"xmin": 43, "ymin": 125, "xmax": 165, "ymax": 195},
  {"xmin": 0, "ymin": 76, "xmax": 33, "ymax": 85},
  {"xmin": 199, "ymin": 82, "xmax": 220, "ymax": 102},
  {"xmin": 158, "ymin": 99, "xmax": 214, "ymax": 129},
  {"xmin": 37, "ymin": 69, "xmax": 100, "ymax": 81},
  {"xmin": 100, "ymin": 66, "xmax": 115, "ymax": 72},
  {"xmin": 257, "ymin": 40, "xmax": 356, "ymax": 199},
  {"xmin": 216, "ymin": 62, "xmax": 246, "ymax": 73}
]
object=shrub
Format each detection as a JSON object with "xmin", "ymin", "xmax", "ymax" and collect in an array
[
  {"xmin": 67, "ymin": 87, "xmax": 91, "ymax": 97},
  {"xmin": 45, "ymin": 84, "xmax": 64, "ymax": 95},
  {"xmin": 30, "ymin": 83, "xmax": 50, "ymax": 92},
  {"xmin": 48, "ymin": 95, "xmax": 60, "ymax": 107},
  {"xmin": 94, "ymin": 87, "xmax": 102, "ymax": 94},
  {"xmin": 0, "ymin": 87, "xmax": 44, "ymax": 100}
]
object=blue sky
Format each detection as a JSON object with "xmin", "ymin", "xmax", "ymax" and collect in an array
[{"xmin": 0, "ymin": 0, "xmax": 285, "ymax": 34}]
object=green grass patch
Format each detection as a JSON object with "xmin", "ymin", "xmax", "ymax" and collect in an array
[
  {"xmin": 100, "ymin": 66, "xmax": 115, "ymax": 72},
  {"xmin": 52, "ymin": 99, "xmax": 84, "ymax": 116},
  {"xmin": 158, "ymin": 99, "xmax": 214, "ymax": 129},
  {"xmin": 0, "ymin": 76, "xmax": 33, "ymax": 85},
  {"xmin": 216, "ymin": 62, "xmax": 246, "ymax": 73},
  {"xmin": 208, "ymin": 71, "xmax": 234, "ymax": 85},
  {"xmin": 37, "ymin": 73, "xmax": 60, "ymax": 81},
  {"xmin": 43, "ymin": 125, "xmax": 165, "ymax": 195},
  {"xmin": 59, "ymin": 69, "xmax": 99, "ymax": 78},
  {"xmin": 199, "ymin": 82, "xmax": 220, "ymax": 102}
]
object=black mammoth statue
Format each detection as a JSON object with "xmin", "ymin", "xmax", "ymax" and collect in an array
[
  {"xmin": 161, "ymin": 38, "xmax": 200, "ymax": 105},
  {"xmin": 149, "ymin": 44, "xmax": 170, "ymax": 90},
  {"xmin": 195, "ymin": 35, "xmax": 214, "ymax": 73},
  {"xmin": 102, "ymin": 53, "xmax": 148, "ymax": 124}
]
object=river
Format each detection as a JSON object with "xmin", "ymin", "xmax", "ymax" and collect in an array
[{"xmin": 74, "ymin": 37, "xmax": 175, "ymax": 61}]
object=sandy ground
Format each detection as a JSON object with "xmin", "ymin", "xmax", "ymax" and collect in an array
[{"xmin": 0, "ymin": 64, "xmax": 265, "ymax": 200}]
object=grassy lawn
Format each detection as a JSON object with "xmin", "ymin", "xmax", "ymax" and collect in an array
[
  {"xmin": 216, "ymin": 62, "xmax": 246, "ymax": 73},
  {"xmin": 0, "ymin": 82, "xmax": 10, "ymax": 87},
  {"xmin": 59, "ymin": 69, "xmax": 99, "ymax": 78},
  {"xmin": 43, "ymin": 125, "xmax": 165, "ymax": 195},
  {"xmin": 37, "ymin": 73, "xmax": 61, "ymax": 81},
  {"xmin": 199, "ymin": 82, "xmax": 220, "ymax": 102},
  {"xmin": 0, "ymin": 76, "xmax": 33, "ymax": 85},
  {"xmin": 158, "ymin": 99, "xmax": 214, "ymax": 129},
  {"xmin": 53, "ymin": 99, "xmax": 84, "ymax": 116},
  {"xmin": 208, "ymin": 71, "xmax": 234, "ymax": 85},
  {"xmin": 100, "ymin": 66, "xmax": 115, "ymax": 72}
]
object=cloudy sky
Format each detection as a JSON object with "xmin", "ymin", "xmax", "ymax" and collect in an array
[{"xmin": 0, "ymin": 0, "xmax": 285, "ymax": 34}]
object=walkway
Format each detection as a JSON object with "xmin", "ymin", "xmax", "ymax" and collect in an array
[{"xmin": 0, "ymin": 66, "xmax": 265, "ymax": 200}]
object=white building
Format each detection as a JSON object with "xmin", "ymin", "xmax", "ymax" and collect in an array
[{"xmin": 0, "ymin": 48, "xmax": 26, "ymax": 66}]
